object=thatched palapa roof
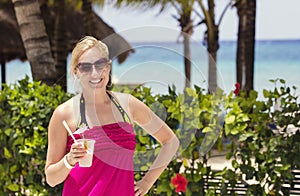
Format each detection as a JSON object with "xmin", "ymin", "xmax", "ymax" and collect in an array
[
  {"xmin": 0, "ymin": 3, "xmax": 26, "ymax": 63},
  {"xmin": 0, "ymin": 2, "xmax": 134, "ymax": 65}
]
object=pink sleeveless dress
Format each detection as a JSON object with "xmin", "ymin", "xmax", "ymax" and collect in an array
[{"xmin": 62, "ymin": 93, "xmax": 136, "ymax": 196}]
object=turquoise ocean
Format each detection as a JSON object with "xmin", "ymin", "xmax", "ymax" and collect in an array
[{"xmin": 2, "ymin": 40, "xmax": 300, "ymax": 98}]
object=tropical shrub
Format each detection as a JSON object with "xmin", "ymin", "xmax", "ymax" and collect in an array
[
  {"xmin": 0, "ymin": 78, "xmax": 299, "ymax": 195},
  {"xmin": 0, "ymin": 76, "xmax": 71, "ymax": 195},
  {"xmin": 223, "ymin": 79, "xmax": 300, "ymax": 195}
]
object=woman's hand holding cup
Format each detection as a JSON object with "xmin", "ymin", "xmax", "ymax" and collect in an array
[{"xmin": 67, "ymin": 142, "xmax": 87, "ymax": 166}]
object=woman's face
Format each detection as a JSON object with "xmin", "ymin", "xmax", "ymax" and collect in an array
[{"xmin": 75, "ymin": 46, "xmax": 110, "ymax": 91}]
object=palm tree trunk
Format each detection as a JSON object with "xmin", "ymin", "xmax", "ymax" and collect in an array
[
  {"xmin": 236, "ymin": 0, "xmax": 256, "ymax": 93},
  {"xmin": 207, "ymin": 26, "xmax": 219, "ymax": 93},
  {"xmin": 236, "ymin": 1, "xmax": 247, "ymax": 89},
  {"xmin": 197, "ymin": 0, "xmax": 219, "ymax": 93},
  {"xmin": 245, "ymin": 0, "xmax": 256, "ymax": 92},
  {"xmin": 207, "ymin": 0, "xmax": 219, "ymax": 93},
  {"xmin": 53, "ymin": 0, "xmax": 67, "ymax": 91},
  {"xmin": 12, "ymin": 0, "xmax": 56, "ymax": 85},
  {"xmin": 208, "ymin": 51, "xmax": 217, "ymax": 93},
  {"xmin": 183, "ymin": 33, "xmax": 191, "ymax": 87},
  {"xmin": 179, "ymin": 2, "xmax": 194, "ymax": 88}
]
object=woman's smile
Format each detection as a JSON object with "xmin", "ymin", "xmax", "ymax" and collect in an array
[
  {"xmin": 89, "ymin": 77, "xmax": 105, "ymax": 87},
  {"xmin": 89, "ymin": 79, "xmax": 102, "ymax": 84}
]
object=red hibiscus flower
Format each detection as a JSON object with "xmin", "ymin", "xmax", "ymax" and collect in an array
[
  {"xmin": 171, "ymin": 173, "xmax": 188, "ymax": 193},
  {"xmin": 234, "ymin": 82, "xmax": 240, "ymax": 96}
]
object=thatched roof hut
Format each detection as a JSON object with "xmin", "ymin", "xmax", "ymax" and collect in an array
[
  {"xmin": 0, "ymin": 2, "xmax": 134, "ymax": 83},
  {"xmin": 0, "ymin": 3, "xmax": 26, "ymax": 64}
]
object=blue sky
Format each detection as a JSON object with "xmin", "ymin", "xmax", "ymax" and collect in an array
[{"xmin": 96, "ymin": 0, "xmax": 300, "ymax": 42}]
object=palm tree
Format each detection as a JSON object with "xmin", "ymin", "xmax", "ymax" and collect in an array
[
  {"xmin": 196, "ymin": 0, "xmax": 234, "ymax": 93},
  {"xmin": 111, "ymin": 0, "xmax": 234, "ymax": 92},
  {"xmin": 4, "ymin": 0, "xmax": 133, "ymax": 90},
  {"xmin": 235, "ymin": 0, "xmax": 256, "ymax": 93},
  {"xmin": 105, "ymin": 0, "xmax": 196, "ymax": 87},
  {"xmin": 197, "ymin": 0, "xmax": 218, "ymax": 93},
  {"xmin": 171, "ymin": 0, "xmax": 195, "ymax": 87},
  {"xmin": 52, "ymin": 0, "xmax": 68, "ymax": 91},
  {"xmin": 11, "ymin": 0, "xmax": 56, "ymax": 86}
]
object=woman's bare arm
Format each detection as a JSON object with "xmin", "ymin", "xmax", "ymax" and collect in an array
[
  {"xmin": 128, "ymin": 95, "xmax": 180, "ymax": 195},
  {"xmin": 45, "ymin": 105, "xmax": 72, "ymax": 187},
  {"xmin": 45, "ymin": 102, "xmax": 86, "ymax": 187}
]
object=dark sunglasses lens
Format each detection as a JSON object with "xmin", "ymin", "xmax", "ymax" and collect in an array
[
  {"xmin": 94, "ymin": 62, "xmax": 107, "ymax": 71},
  {"xmin": 77, "ymin": 59, "xmax": 110, "ymax": 73},
  {"xmin": 78, "ymin": 63, "xmax": 93, "ymax": 72}
]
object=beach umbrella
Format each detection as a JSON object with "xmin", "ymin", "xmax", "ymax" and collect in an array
[{"xmin": 0, "ymin": 2, "xmax": 134, "ymax": 85}]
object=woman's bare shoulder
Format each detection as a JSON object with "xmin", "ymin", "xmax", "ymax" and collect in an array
[{"xmin": 51, "ymin": 94, "xmax": 80, "ymax": 121}]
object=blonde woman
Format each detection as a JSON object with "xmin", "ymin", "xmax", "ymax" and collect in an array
[{"xmin": 45, "ymin": 36, "xmax": 179, "ymax": 195}]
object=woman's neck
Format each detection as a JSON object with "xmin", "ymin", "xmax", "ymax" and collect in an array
[{"xmin": 82, "ymin": 89, "xmax": 110, "ymax": 105}]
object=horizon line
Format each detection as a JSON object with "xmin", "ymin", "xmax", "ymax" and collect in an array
[{"xmin": 129, "ymin": 38, "xmax": 300, "ymax": 44}]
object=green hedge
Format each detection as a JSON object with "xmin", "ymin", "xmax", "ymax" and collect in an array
[
  {"xmin": 0, "ymin": 76, "xmax": 71, "ymax": 195},
  {"xmin": 222, "ymin": 79, "xmax": 300, "ymax": 195},
  {"xmin": 0, "ymin": 77, "xmax": 299, "ymax": 195}
]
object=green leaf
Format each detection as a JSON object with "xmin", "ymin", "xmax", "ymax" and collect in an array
[
  {"xmin": 6, "ymin": 184, "xmax": 19, "ymax": 192},
  {"xmin": 230, "ymin": 128, "xmax": 240, "ymax": 135},
  {"xmin": 237, "ymin": 113, "xmax": 249, "ymax": 122},
  {"xmin": 138, "ymin": 135, "xmax": 150, "ymax": 144},
  {"xmin": 4, "ymin": 147, "xmax": 12, "ymax": 159},
  {"xmin": 202, "ymin": 127, "xmax": 213, "ymax": 133},
  {"xmin": 193, "ymin": 173, "xmax": 202, "ymax": 182},
  {"xmin": 238, "ymin": 132, "xmax": 253, "ymax": 142},
  {"xmin": 225, "ymin": 115, "xmax": 235, "ymax": 124},
  {"xmin": 279, "ymin": 79, "xmax": 286, "ymax": 84},
  {"xmin": 19, "ymin": 148, "xmax": 34, "ymax": 155},
  {"xmin": 186, "ymin": 88, "xmax": 197, "ymax": 98},
  {"xmin": 263, "ymin": 89, "xmax": 270, "ymax": 97},
  {"xmin": 10, "ymin": 165, "xmax": 17, "ymax": 173},
  {"xmin": 183, "ymin": 158, "xmax": 189, "ymax": 167},
  {"xmin": 140, "ymin": 165, "xmax": 149, "ymax": 171}
]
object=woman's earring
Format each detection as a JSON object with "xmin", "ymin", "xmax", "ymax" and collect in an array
[
  {"xmin": 107, "ymin": 82, "xmax": 112, "ymax": 88},
  {"xmin": 106, "ymin": 73, "xmax": 113, "ymax": 88}
]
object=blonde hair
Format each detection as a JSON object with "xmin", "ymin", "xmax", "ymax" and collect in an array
[{"xmin": 70, "ymin": 36, "xmax": 109, "ymax": 73}]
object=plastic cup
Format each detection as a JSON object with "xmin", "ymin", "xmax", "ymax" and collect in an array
[{"xmin": 77, "ymin": 139, "xmax": 96, "ymax": 167}]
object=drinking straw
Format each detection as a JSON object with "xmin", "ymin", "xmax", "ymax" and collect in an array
[{"xmin": 62, "ymin": 120, "xmax": 78, "ymax": 144}]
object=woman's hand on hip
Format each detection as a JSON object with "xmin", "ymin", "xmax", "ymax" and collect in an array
[{"xmin": 134, "ymin": 179, "xmax": 152, "ymax": 196}]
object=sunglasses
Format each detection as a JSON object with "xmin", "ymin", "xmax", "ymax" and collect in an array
[{"xmin": 77, "ymin": 58, "xmax": 111, "ymax": 73}]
